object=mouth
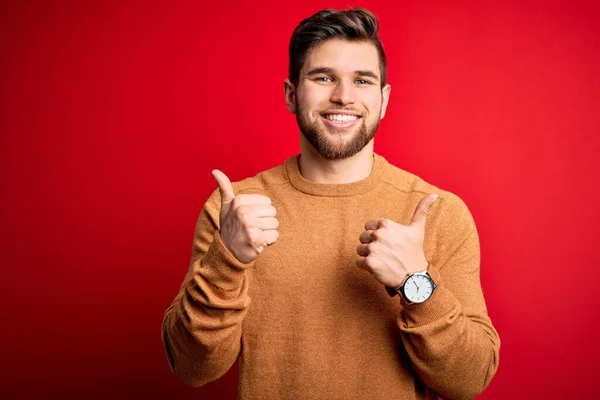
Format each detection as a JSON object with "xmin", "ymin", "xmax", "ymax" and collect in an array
[{"xmin": 320, "ymin": 112, "xmax": 362, "ymax": 129}]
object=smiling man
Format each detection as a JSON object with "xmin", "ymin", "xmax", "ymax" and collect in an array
[{"xmin": 162, "ymin": 8, "xmax": 500, "ymax": 400}]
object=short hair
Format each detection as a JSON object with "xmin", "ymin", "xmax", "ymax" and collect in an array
[{"xmin": 288, "ymin": 8, "xmax": 387, "ymax": 89}]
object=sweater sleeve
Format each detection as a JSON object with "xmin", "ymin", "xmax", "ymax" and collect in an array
[
  {"xmin": 397, "ymin": 196, "xmax": 500, "ymax": 400},
  {"xmin": 161, "ymin": 189, "xmax": 255, "ymax": 387}
]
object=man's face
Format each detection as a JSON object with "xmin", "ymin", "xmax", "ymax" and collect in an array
[{"xmin": 285, "ymin": 38, "xmax": 391, "ymax": 160}]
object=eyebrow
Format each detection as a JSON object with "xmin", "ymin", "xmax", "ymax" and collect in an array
[{"xmin": 305, "ymin": 67, "xmax": 380, "ymax": 81}]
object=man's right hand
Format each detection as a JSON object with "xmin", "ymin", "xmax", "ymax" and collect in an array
[{"xmin": 211, "ymin": 169, "xmax": 280, "ymax": 264}]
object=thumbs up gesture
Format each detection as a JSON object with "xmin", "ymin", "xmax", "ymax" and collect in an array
[
  {"xmin": 212, "ymin": 169, "xmax": 280, "ymax": 264},
  {"xmin": 355, "ymin": 194, "xmax": 439, "ymax": 288}
]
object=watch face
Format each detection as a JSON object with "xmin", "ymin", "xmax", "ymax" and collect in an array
[{"xmin": 404, "ymin": 274, "xmax": 434, "ymax": 303}]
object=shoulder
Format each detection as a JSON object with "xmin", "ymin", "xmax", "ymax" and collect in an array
[{"xmin": 376, "ymin": 153, "xmax": 476, "ymax": 234}]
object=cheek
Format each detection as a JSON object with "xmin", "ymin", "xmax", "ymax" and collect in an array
[
  {"xmin": 299, "ymin": 88, "xmax": 329, "ymax": 110},
  {"xmin": 365, "ymin": 97, "xmax": 382, "ymax": 118},
  {"xmin": 296, "ymin": 93, "xmax": 312, "ymax": 113}
]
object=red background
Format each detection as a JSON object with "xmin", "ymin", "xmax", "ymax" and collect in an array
[{"xmin": 1, "ymin": 0, "xmax": 599, "ymax": 398}]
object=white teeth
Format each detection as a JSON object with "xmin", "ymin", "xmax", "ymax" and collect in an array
[{"xmin": 325, "ymin": 114, "xmax": 359, "ymax": 122}]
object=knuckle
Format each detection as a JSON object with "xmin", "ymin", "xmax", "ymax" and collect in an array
[
  {"xmin": 252, "ymin": 232, "xmax": 264, "ymax": 246},
  {"xmin": 244, "ymin": 225, "xmax": 255, "ymax": 241},
  {"xmin": 255, "ymin": 195, "xmax": 270, "ymax": 204},
  {"xmin": 235, "ymin": 205, "xmax": 246, "ymax": 219}
]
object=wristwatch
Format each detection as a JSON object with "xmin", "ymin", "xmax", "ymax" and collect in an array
[{"xmin": 385, "ymin": 266, "xmax": 438, "ymax": 304}]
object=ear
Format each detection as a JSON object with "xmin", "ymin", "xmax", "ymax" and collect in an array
[
  {"xmin": 380, "ymin": 84, "xmax": 391, "ymax": 120},
  {"xmin": 284, "ymin": 79, "xmax": 297, "ymax": 114}
]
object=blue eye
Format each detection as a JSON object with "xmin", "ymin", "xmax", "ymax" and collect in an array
[
  {"xmin": 356, "ymin": 79, "xmax": 370, "ymax": 85},
  {"xmin": 316, "ymin": 77, "xmax": 332, "ymax": 82}
]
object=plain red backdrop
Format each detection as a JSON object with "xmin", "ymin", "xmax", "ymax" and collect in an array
[{"xmin": 1, "ymin": 0, "xmax": 599, "ymax": 398}]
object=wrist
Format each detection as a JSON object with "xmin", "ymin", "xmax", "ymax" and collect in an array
[
  {"xmin": 385, "ymin": 262, "xmax": 435, "ymax": 302},
  {"xmin": 388, "ymin": 260, "xmax": 430, "ymax": 290}
]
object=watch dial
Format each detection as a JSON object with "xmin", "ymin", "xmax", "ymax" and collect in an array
[{"xmin": 404, "ymin": 274, "xmax": 434, "ymax": 303}]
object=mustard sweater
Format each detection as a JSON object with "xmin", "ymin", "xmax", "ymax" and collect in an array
[{"xmin": 162, "ymin": 153, "xmax": 500, "ymax": 400}]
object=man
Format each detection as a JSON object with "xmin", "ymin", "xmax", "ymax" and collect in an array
[{"xmin": 162, "ymin": 8, "xmax": 500, "ymax": 400}]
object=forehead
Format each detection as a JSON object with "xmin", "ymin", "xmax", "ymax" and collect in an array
[{"xmin": 302, "ymin": 39, "xmax": 379, "ymax": 75}]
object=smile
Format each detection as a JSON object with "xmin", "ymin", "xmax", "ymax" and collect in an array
[{"xmin": 321, "ymin": 114, "xmax": 361, "ymax": 129}]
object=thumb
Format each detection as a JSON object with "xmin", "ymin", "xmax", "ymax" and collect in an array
[
  {"xmin": 410, "ymin": 193, "xmax": 439, "ymax": 228},
  {"xmin": 212, "ymin": 169, "xmax": 235, "ymax": 205}
]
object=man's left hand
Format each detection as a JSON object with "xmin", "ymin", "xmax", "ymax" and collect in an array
[{"xmin": 355, "ymin": 193, "xmax": 439, "ymax": 288}]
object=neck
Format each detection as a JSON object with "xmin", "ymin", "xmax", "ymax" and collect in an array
[{"xmin": 298, "ymin": 136, "xmax": 375, "ymax": 184}]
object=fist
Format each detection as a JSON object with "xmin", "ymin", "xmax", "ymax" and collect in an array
[
  {"xmin": 355, "ymin": 194, "xmax": 439, "ymax": 288},
  {"xmin": 212, "ymin": 169, "xmax": 280, "ymax": 264}
]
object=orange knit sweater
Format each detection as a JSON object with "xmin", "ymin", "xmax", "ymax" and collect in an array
[{"xmin": 162, "ymin": 153, "xmax": 500, "ymax": 400}]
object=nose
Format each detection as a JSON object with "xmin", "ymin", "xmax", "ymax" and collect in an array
[{"xmin": 330, "ymin": 80, "xmax": 355, "ymax": 105}]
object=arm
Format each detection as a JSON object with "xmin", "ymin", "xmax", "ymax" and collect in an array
[
  {"xmin": 161, "ymin": 189, "xmax": 254, "ymax": 387},
  {"xmin": 398, "ymin": 196, "xmax": 500, "ymax": 400}
]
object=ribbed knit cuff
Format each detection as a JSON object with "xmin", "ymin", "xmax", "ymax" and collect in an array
[
  {"xmin": 400, "ymin": 266, "xmax": 460, "ymax": 327},
  {"xmin": 199, "ymin": 230, "xmax": 255, "ymax": 291}
]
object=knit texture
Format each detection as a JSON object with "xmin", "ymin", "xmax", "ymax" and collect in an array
[{"xmin": 162, "ymin": 153, "xmax": 500, "ymax": 400}]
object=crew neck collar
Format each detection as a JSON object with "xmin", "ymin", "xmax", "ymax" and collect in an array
[{"xmin": 284, "ymin": 153, "xmax": 385, "ymax": 197}]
